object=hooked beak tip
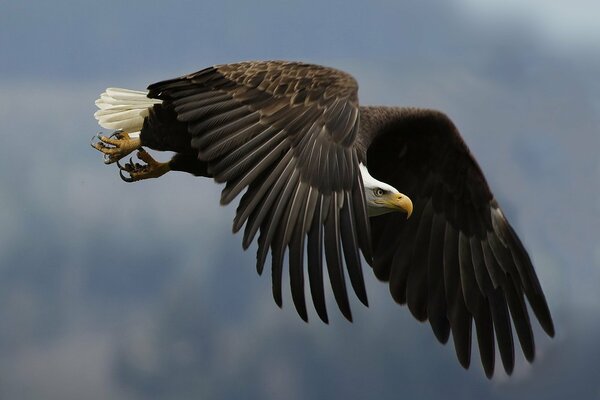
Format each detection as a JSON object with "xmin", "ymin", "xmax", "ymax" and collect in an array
[{"xmin": 397, "ymin": 194, "xmax": 413, "ymax": 219}]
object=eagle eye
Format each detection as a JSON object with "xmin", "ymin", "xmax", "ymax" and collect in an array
[{"xmin": 374, "ymin": 188, "xmax": 385, "ymax": 197}]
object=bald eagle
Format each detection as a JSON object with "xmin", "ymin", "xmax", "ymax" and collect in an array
[{"xmin": 92, "ymin": 61, "xmax": 553, "ymax": 377}]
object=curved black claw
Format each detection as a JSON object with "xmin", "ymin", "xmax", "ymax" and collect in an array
[
  {"xmin": 119, "ymin": 168, "xmax": 134, "ymax": 183},
  {"xmin": 90, "ymin": 133, "xmax": 101, "ymax": 148},
  {"xmin": 91, "ymin": 134, "xmax": 110, "ymax": 151},
  {"xmin": 116, "ymin": 159, "xmax": 133, "ymax": 183},
  {"xmin": 109, "ymin": 130, "xmax": 124, "ymax": 140}
]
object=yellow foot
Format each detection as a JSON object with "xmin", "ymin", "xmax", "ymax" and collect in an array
[
  {"xmin": 117, "ymin": 148, "xmax": 171, "ymax": 182},
  {"xmin": 91, "ymin": 130, "xmax": 141, "ymax": 164}
]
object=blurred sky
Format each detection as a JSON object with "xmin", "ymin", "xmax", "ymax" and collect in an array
[{"xmin": 0, "ymin": 1, "xmax": 599, "ymax": 399}]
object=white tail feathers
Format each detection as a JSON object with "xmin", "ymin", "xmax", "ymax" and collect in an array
[{"xmin": 94, "ymin": 88, "xmax": 162, "ymax": 132}]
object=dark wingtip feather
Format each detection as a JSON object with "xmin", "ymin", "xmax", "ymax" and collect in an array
[
  {"xmin": 291, "ymin": 291, "xmax": 309, "ymax": 322},
  {"xmin": 474, "ymin": 304, "xmax": 495, "ymax": 379},
  {"xmin": 458, "ymin": 356, "xmax": 471, "ymax": 371},
  {"xmin": 450, "ymin": 304, "xmax": 472, "ymax": 370},
  {"xmin": 504, "ymin": 360, "xmax": 515, "ymax": 376},
  {"xmin": 497, "ymin": 216, "xmax": 555, "ymax": 339},
  {"xmin": 456, "ymin": 346, "xmax": 471, "ymax": 370},
  {"xmin": 313, "ymin": 298, "xmax": 329, "ymax": 324},
  {"xmin": 271, "ymin": 242, "xmax": 285, "ymax": 308},
  {"xmin": 324, "ymin": 195, "xmax": 353, "ymax": 322},
  {"xmin": 272, "ymin": 286, "xmax": 283, "ymax": 308},
  {"xmin": 535, "ymin": 302, "xmax": 555, "ymax": 338},
  {"xmin": 256, "ymin": 229, "xmax": 269, "ymax": 276},
  {"xmin": 546, "ymin": 322, "xmax": 556, "ymax": 338},
  {"xmin": 430, "ymin": 316, "xmax": 451, "ymax": 344},
  {"xmin": 342, "ymin": 308, "xmax": 353, "ymax": 322},
  {"xmin": 289, "ymin": 223, "xmax": 309, "ymax": 324},
  {"xmin": 297, "ymin": 308, "xmax": 308, "ymax": 322},
  {"xmin": 307, "ymin": 197, "xmax": 330, "ymax": 324},
  {"xmin": 483, "ymin": 365, "xmax": 494, "ymax": 380},
  {"xmin": 426, "ymin": 214, "xmax": 450, "ymax": 344},
  {"xmin": 360, "ymin": 295, "xmax": 369, "ymax": 307},
  {"xmin": 488, "ymin": 290, "xmax": 515, "ymax": 375}
]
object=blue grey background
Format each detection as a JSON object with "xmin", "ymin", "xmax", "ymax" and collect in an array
[{"xmin": 0, "ymin": 1, "xmax": 598, "ymax": 398}]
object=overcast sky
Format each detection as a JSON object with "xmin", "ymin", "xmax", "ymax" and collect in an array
[{"xmin": 0, "ymin": 1, "xmax": 598, "ymax": 399}]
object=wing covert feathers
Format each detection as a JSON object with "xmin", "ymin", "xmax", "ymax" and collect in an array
[{"xmin": 147, "ymin": 61, "xmax": 367, "ymax": 322}]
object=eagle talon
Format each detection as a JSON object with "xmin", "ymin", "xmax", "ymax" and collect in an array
[
  {"xmin": 116, "ymin": 158, "xmax": 127, "ymax": 171},
  {"xmin": 117, "ymin": 159, "xmax": 135, "ymax": 183},
  {"xmin": 115, "ymin": 150, "xmax": 170, "ymax": 182},
  {"xmin": 90, "ymin": 133, "xmax": 102, "ymax": 148},
  {"xmin": 91, "ymin": 130, "xmax": 141, "ymax": 164}
]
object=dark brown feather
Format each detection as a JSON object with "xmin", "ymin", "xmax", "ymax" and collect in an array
[
  {"xmin": 363, "ymin": 106, "xmax": 553, "ymax": 377},
  {"xmin": 308, "ymin": 195, "xmax": 328, "ymax": 323},
  {"xmin": 324, "ymin": 192, "xmax": 352, "ymax": 321},
  {"xmin": 406, "ymin": 198, "xmax": 434, "ymax": 321},
  {"xmin": 146, "ymin": 61, "xmax": 367, "ymax": 322},
  {"xmin": 427, "ymin": 213, "xmax": 450, "ymax": 343}
]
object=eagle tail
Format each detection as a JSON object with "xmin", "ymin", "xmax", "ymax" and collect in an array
[{"xmin": 94, "ymin": 88, "xmax": 162, "ymax": 132}]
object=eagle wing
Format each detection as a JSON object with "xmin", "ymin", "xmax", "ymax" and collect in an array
[
  {"xmin": 365, "ymin": 109, "xmax": 554, "ymax": 377},
  {"xmin": 147, "ymin": 61, "xmax": 371, "ymax": 323}
]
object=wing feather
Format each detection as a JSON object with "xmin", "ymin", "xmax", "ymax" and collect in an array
[
  {"xmin": 365, "ymin": 107, "xmax": 553, "ymax": 376},
  {"xmin": 268, "ymin": 167, "xmax": 301, "ymax": 307},
  {"xmin": 239, "ymin": 150, "xmax": 294, "ymax": 247},
  {"xmin": 444, "ymin": 223, "xmax": 473, "ymax": 369},
  {"xmin": 340, "ymin": 191, "xmax": 368, "ymax": 306},
  {"xmin": 324, "ymin": 192, "xmax": 352, "ymax": 321},
  {"xmin": 146, "ymin": 61, "xmax": 368, "ymax": 321},
  {"xmin": 427, "ymin": 213, "xmax": 450, "ymax": 343},
  {"xmin": 406, "ymin": 198, "xmax": 434, "ymax": 321},
  {"xmin": 308, "ymin": 194, "xmax": 328, "ymax": 322}
]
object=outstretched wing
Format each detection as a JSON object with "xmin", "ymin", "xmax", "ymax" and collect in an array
[
  {"xmin": 365, "ymin": 109, "xmax": 554, "ymax": 377},
  {"xmin": 148, "ymin": 61, "xmax": 372, "ymax": 323}
]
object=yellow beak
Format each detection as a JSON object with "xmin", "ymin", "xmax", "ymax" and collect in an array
[{"xmin": 384, "ymin": 193, "xmax": 413, "ymax": 219}]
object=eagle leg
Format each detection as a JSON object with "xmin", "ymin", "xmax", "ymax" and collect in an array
[
  {"xmin": 117, "ymin": 148, "xmax": 170, "ymax": 183},
  {"xmin": 91, "ymin": 130, "xmax": 141, "ymax": 165}
]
